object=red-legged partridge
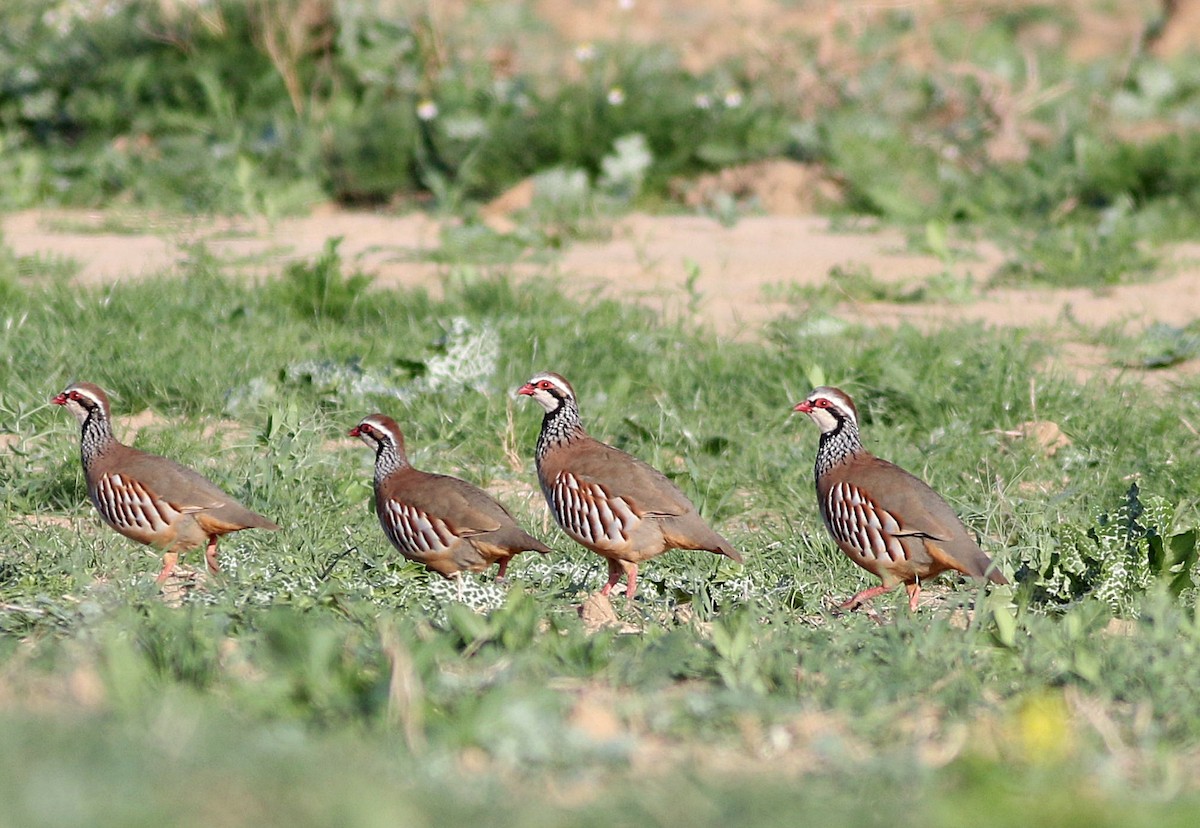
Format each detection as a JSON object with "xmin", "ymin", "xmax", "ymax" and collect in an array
[
  {"xmin": 52, "ymin": 382, "xmax": 280, "ymax": 583},
  {"xmin": 518, "ymin": 372, "xmax": 742, "ymax": 600},
  {"xmin": 350, "ymin": 414, "xmax": 551, "ymax": 579},
  {"xmin": 794, "ymin": 386, "xmax": 1008, "ymax": 611}
]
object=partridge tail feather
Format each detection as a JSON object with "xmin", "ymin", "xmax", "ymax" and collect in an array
[
  {"xmin": 660, "ymin": 517, "xmax": 742, "ymax": 564},
  {"xmin": 924, "ymin": 537, "xmax": 1005, "ymax": 585},
  {"xmin": 486, "ymin": 526, "xmax": 553, "ymax": 555},
  {"xmin": 197, "ymin": 509, "xmax": 280, "ymax": 534},
  {"xmin": 968, "ymin": 548, "xmax": 1009, "ymax": 585},
  {"xmin": 716, "ymin": 541, "xmax": 743, "ymax": 564}
]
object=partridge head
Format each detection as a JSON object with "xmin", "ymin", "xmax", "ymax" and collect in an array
[
  {"xmin": 350, "ymin": 413, "xmax": 551, "ymax": 580},
  {"xmin": 518, "ymin": 372, "xmax": 742, "ymax": 600},
  {"xmin": 794, "ymin": 386, "xmax": 1008, "ymax": 612},
  {"xmin": 52, "ymin": 381, "xmax": 280, "ymax": 583}
]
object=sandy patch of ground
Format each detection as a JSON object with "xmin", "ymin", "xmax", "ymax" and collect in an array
[
  {"xmin": 1, "ymin": 207, "xmax": 444, "ymax": 288},
  {"xmin": 526, "ymin": 0, "xmax": 1160, "ymax": 78},
  {"xmin": 6, "ymin": 207, "xmax": 1200, "ymax": 347},
  {"xmin": 7, "ymin": 202, "xmax": 1200, "ymax": 402}
]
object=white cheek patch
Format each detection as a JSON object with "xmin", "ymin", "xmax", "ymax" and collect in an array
[{"xmin": 805, "ymin": 407, "xmax": 841, "ymax": 433}]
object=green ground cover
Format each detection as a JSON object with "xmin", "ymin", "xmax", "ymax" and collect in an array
[{"xmin": 1, "ymin": 242, "xmax": 1200, "ymax": 824}]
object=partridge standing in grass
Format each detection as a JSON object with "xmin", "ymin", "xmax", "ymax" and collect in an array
[
  {"xmin": 794, "ymin": 386, "xmax": 1008, "ymax": 611},
  {"xmin": 52, "ymin": 381, "xmax": 279, "ymax": 583},
  {"xmin": 350, "ymin": 414, "xmax": 552, "ymax": 579},
  {"xmin": 518, "ymin": 372, "xmax": 742, "ymax": 599}
]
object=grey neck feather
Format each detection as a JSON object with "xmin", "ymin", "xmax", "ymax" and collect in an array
[
  {"xmin": 536, "ymin": 396, "xmax": 584, "ymax": 461},
  {"xmin": 373, "ymin": 439, "xmax": 408, "ymax": 482},
  {"xmin": 815, "ymin": 416, "xmax": 863, "ymax": 479},
  {"xmin": 80, "ymin": 408, "xmax": 116, "ymax": 466}
]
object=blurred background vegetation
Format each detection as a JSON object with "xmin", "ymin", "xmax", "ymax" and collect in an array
[
  {"xmin": 4, "ymin": 0, "xmax": 1200, "ymax": 284},
  {"xmin": 0, "ymin": 1, "xmax": 1196, "ymax": 227}
]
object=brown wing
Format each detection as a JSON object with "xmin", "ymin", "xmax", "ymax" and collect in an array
[
  {"xmin": 118, "ymin": 448, "xmax": 279, "ymax": 530},
  {"xmin": 378, "ymin": 497, "xmax": 464, "ymax": 557},
  {"xmin": 822, "ymin": 479, "xmax": 911, "ymax": 564},
  {"xmin": 377, "ymin": 469, "xmax": 549, "ymax": 570},
  {"xmin": 539, "ymin": 438, "xmax": 739, "ymax": 561},
  {"xmin": 825, "ymin": 455, "xmax": 999, "ymax": 580},
  {"xmin": 554, "ymin": 440, "xmax": 695, "ymax": 517},
  {"xmin": 547, "ymin": 469, "xmax": 642, "ymax": 550},
  {"xmin": 91, "ymin": 471, "xmax": 186, "ymax": 542}
]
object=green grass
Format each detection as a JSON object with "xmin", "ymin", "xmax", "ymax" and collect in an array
[{"xmin": 4, "ymin": 238, "xmax": 1200, "ymax": 823}]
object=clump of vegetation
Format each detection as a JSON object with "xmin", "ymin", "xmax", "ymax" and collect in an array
[
  {"xmin": 1112, "ymin": 321, "xmax": 1200, "ymax": 368},
  {"xmin": 0, "ymin": 0, "xmax": 795, "ymax": 213},
  {"xmin": 1021, "ymin": 484, "xmax": 1198, "ymax": 615},
  {"xmin": 275, "ymin": 237, "xmax": 372, "ymax": 321}
]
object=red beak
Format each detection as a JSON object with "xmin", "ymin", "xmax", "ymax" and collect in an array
[
  {"xmin": 51, "ymin": 393, "xmax": 68, "ymax": 406},
  {"xmin": 793, "ymin": 400, "xmax": 813, "ymax": 413},
  {"xmin": 348, "ymin": 426, "xmax": 362, "ymax": 437},
  {"xmin": 517, "ymin": 383, "xmax": 536, "ymax": 396}
]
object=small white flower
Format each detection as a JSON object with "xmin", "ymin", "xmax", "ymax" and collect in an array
[
  {"xmin": 694, "ymin": 93, "xmax": 712, "ymax": 110},
  {"xmin": 723, "ymin": 90, "xmax": 744, "ymax": 108},
  {"xmin": 574, "ymin": 42, "xmax": 596, "ymax": 63},
  {"xmin": 606, "ymin": 87, "xmax": 626, "ymax": 106},
  {"xmin": 416, "ymin": 99, "xmax": 438, "ymax": 121}
]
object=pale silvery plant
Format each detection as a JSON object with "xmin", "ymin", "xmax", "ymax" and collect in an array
[{"xmin": 417, "ymin": 317, "xmax": 500, "ymax": 395}]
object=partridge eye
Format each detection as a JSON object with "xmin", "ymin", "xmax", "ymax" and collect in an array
[{"xmin": 538, "ymin": 381, "xmax": 552, "ymax": 390}]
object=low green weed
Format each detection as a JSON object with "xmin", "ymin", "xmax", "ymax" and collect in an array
[{"xmin": 273, "ymin": 237, "xmax": 373, "ymax": 321}]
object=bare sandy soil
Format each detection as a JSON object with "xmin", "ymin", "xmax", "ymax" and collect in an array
[{"xmin": 4, "ymin": 207, "xmax": 1199, "ymax": 347}]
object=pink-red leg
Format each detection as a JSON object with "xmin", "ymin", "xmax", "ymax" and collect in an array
[
  {"xmin": 599, "ymin": 559, "xmax": 638, "ymax": 600},
  {"xmin": 600, "ymin": 558, "xmax": 623, "ymax": 596},
  {"xmin": 204, "ymin": 535, "xmax": 221, "ymax": 575},
  {"xmin": 906, "ymin": 582, "xmax": 922, "ymax": 612},
  {"xmin": 496, "ymin": 557, "xmax": 510, "ymax": 580},
  {"xmin": 155, "ymin": 550, "xmax": 180, "ymax": 584},
  {"xmin": 838, "ymin": 584, "xmax": 893, "ymax": 611}
]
